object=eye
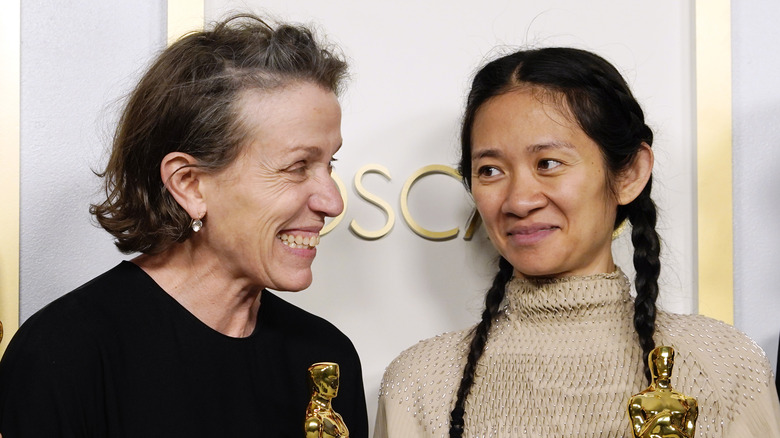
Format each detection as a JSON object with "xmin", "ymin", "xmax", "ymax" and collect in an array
[
  {"xmin": 476, "ymin": 165, "xmax": 502, "ymax": 178},
  {"xmin": 286, "ymin": 161, "xmax": 308, "ymax": 175},
  {"xmin": 328, "ymin": 157, "xmax": 338, "ymax": 173},
  {"xmin": 538, "ymin": 159, "xmax": 562, "ymax": 171}
]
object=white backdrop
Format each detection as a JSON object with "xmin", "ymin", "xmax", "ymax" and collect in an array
[
  {"xmin": 204, "ymin": 0, "xmax": 696, "ymax": 427},
  {"xmin": 26, "ymin": 1, "xmax": 780, "ymax": 435}
]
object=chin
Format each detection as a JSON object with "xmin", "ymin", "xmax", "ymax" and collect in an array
[
  {"xmin": 511, "ymin": 263, "xmax": 571, "ymax": 279},
  {"xmin": 273, "ymin": 273, "xmax": 313, "ymax": 292}
]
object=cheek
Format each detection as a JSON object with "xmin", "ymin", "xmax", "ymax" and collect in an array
[
  {"xmin": 472, "ymin": 186, "xmax": 500, "ymax": 215},
  {"xmin": 473, "ymin": 192, "xmax": 506, "ymax": 242},
  {"xmin": 557, "ymin": 172, "xmax": 614, "ymax": 213}
]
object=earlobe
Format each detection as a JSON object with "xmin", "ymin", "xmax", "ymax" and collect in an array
[
  {"xmin": 161, "ymin": 152, "xmax": 207, "ymax": 219},
  {"xmin": 617, "ymin": 143, "xmax": 654, "ymax": 205}
]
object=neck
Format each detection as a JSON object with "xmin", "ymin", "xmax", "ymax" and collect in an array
[
  {"xmin": 309, "ymin": 394, "xmax": 332, "ymax": 410},
  {"xmin": 652, "ymin": 378, "xmax": 671, "ymax": 390},
  {"xmin": 133, "ymin": 242, "xmax": 262, "ymax": 338}
]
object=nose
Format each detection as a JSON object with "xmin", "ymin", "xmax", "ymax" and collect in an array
[
  {"xmin": 310, "ymin": 171, "xmax": 345, "ymax": 218},
  {"xmin": 501, "ymin": 172, "xmax": 547, "ymax": 218}
]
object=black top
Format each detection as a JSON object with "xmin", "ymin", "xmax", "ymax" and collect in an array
[{"xmin": 0, "ymin": 262, "xmax": 368, "ymax": 437}]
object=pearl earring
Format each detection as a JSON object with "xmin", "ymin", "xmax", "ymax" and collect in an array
[{"xmin": 191, "ymin": 217, "xmax": 203, "ymax": 232}]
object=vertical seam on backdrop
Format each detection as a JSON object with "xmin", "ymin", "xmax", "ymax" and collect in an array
[
  {"xmin": 0, "ymin": 0, "xmax": 21, "ymax": 358},
  {"xmin": 168, "ymin": 0, "xmax": 205, "ymax": 45},
  {"xmin": 696, "ymin": 0, "xmax": 733, "ymax": 324}
]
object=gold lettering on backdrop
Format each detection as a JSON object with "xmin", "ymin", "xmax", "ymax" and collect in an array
[
  {"xmin": 321, "ymin": 173, "xmax": 348, "ymax": 236},
  {"xmin": 322, "ymin": 164, "xmax": 481, "ymax": 241},
  {"xmin": 400, "ymin": 165, "xmax": 462, "ymax": 241},
  {"xmin": 349, "ymin": 164, "xmax": 395, "ymax": 240},
  {"xmin": 462, "ymin": 209, "xmax": 482, "ymax": 241}
]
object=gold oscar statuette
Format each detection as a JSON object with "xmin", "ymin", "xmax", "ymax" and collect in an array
[
  {"xmin": 304, "ymin": 362, "xmax": 349, "ymax": 438},
  {"xmin": 627, "ymin": 346, "xmax": 698, "ymax": 438}
]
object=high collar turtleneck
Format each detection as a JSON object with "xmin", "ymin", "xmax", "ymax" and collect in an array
[{"xmin": 502, "ymin": 269, "xmax": 632, "ymax": 322}]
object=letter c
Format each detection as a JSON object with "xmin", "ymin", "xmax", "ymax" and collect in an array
[{"xmin": 400, "ymin": 165, "xmax": 461, "ymax": 241}]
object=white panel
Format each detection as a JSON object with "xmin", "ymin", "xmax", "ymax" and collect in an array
[
  {"xmin": 732, "ymin": 0, "xmax": 780, "ymax": 373},
  {"xmin": 20, "ymin": 2, "xmax": 166, "ymax": 318},
  {"xmin": 206, "ymin": 0, "xmax": 695, "ymax": 427}
]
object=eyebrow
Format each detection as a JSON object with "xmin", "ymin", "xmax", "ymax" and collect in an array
[
  {"xmin": 472, "ymin": 148, "xmax": 502, "ymax": 160},
  {"xmin": 290, "ymin": 146, "xmax": 323, "ymax": 156},
  {"xmin": 472, "ymin": 141, "xmax": 575, "ymax": 160},
  {"xmin": 528, "ymin": 141, "xmax": 575, "ymax": 153},
  {"xmin": 289, "ymin": 143, "xmax": 343, "ymax": 158}
]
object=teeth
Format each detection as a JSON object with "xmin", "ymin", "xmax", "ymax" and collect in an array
[{"xmin": 277, "ymin": 233, "xmax": 320, "ymax": 249}]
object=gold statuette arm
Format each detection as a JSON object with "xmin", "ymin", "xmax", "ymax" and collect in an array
[
  {"xmin": 305, "ymin": 417, "xmax": 323, "ymax": 438},
  {"xmin": 636, "ymin": 410, "xmax": 689, "ymax": 438}
]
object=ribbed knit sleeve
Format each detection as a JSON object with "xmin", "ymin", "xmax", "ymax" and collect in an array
[
  {"xmin": 374, "ymin": 391, "xmax": 423, "ymax": 438},
  {"xmin": 727, "ymin": 384, "xmax": 780, "ymax": 436}
]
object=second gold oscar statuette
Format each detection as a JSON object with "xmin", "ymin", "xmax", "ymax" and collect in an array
[
  {"xmin": 627, "ymin": 346, "xmax": 698, "ymax": 438},
  {"xmin": 304, "ymin": 362, "xmax": 349, "ymax": 438}
]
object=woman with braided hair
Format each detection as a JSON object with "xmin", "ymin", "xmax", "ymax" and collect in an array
[{"xmin": 374, "ymin": 47, "xmax": 780, "ymax": 437}]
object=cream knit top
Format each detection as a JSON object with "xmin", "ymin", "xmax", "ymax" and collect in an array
[{"xmin": 374, "ymin": 270, "xmax": 780, "ymax": 437}]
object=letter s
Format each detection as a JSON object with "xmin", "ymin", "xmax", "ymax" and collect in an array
[{"xmin": 349, "ymin": 164, "xmax": 395, "ymax": 240}]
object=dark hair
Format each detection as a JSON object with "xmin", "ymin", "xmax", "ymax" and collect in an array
[
  {"xmin": 450, "ymin": 47, "xmax": 660, "ymax": 437},
  {"xmin": 90, "ymin": 14, "xmax": 348, "ymax": 254}
]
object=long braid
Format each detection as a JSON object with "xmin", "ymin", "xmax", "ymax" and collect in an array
[
  {"xmin": 588, "ymin": 70, "xmax": 660, "ymax": 385},
  {"xmin": 626, "ymin": 181, "xmax": 661, "ymax": 383},
  {"xmin": 449, "ymin": 257, "xmax": 514, "ymax": 437}
]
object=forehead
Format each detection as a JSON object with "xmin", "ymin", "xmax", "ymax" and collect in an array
[
  {"xmin": 232, "ymin": 82, "xmax": 342, "ymax": 157},
  {"xmin": 235, "ymin": 82, "xmax": 341, "ymax": 129},
  {"xmin": 471, "ymin": 87, "xmax": 585, "ymax": 153},
  {"xmin": 475, "ymin": 87, "xmax": 573, "ymax": 128}
]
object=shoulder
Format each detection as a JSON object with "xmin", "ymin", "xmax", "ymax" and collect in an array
[
  {"xmin": 380, "ymin": 328, "xmax": 471, "ymax": 400},
  {"xmin": 33, "ymin": 261, "xmax": 154, "ymax": 321},
  {"xmin": 0, "ymin": 263, "xmax": 142, "ymax": 423},
  {"xmin": 1, "ymin": 261, "xmax": 165, "ymax": 377},
  {"xmin": 376, "ymin": 329, "xmax": 471, "ymax": 437},
  {"xmin": 259, "ymin": 291, "xmax": 353, "ymax": 342},
  {"xmin": 655, "ymin": 311, "xmax": 776, "ymax": 423},
  {"xmin": 656, "ymin": 311, "xmax": 772, "ymax": 378},
  {"xmin": 9, "ymin": 262, "xmax": 143, "ymax": 344},
  {"xmin": 257, "ymin": 291, "xmax": 361, "ymax": 369}
]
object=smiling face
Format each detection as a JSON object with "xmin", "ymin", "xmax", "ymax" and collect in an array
[
  {"xmin": 197, "ymin": 82, "xmax": 344, "ymax": 292},
  {"xmin": 470, "ymin": 87, "xmax": 618, "ymax": 279}
]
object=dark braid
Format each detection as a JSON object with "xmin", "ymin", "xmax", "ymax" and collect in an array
[
  {"xmin": 449, "ymin": 257, "xmax": 513, "ymax": 438},
  {"xmin": 627, "ymin": 182, "xmax": 661, "ymax": 382}
]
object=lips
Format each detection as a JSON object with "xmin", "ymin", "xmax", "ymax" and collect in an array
[{"xmin": 507, "ymin": 224, "xmax": 559, "ymax": 245}]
